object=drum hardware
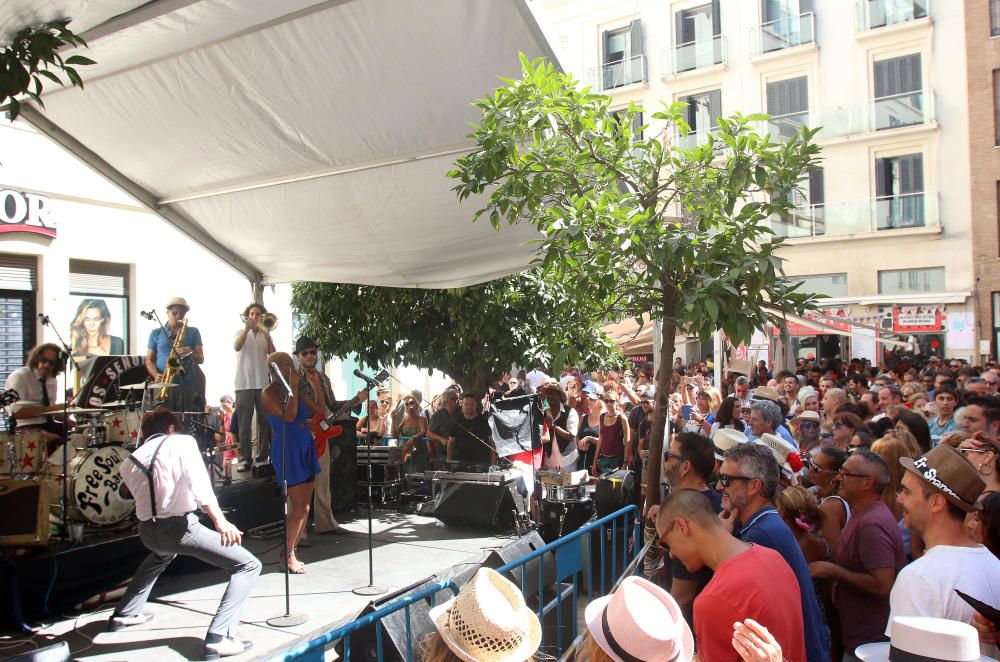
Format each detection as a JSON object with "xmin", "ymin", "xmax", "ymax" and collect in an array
[
  {"xmin": 60, "ymin": 407, "xmax": 106, "ymax": 416},
  {"xmin": 97, "ymin": 400, "xmax": 130, "ymax": 408}
]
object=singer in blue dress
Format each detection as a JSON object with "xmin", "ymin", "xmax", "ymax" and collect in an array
[{"xmin": 261, "ymin": 352, "xmax": 319, "ymax": 574}]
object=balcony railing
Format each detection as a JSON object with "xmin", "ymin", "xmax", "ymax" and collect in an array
[
  {"xmin": 753, "ymin": 12, "xmax": 815, "ymax": 55},
  {"xmin": 589, "ymin": 54, "xmax": 647, "ymax": 91},
  {"xmin": 770, "ymin": 192, "xmax": 938, "ymax": 238},
  {"xmin": 670, "ymin": 127, "xmax": 717, "ymax": 150},
  {"xmin": 873, "ymin": 90, "xmax": 928, "ymax": 130},
  {"xmin": 759, "ymin": 111, "xmax": 810, "ymax": 140},
  {"xmin": 857, "ymin": 0, "xmax": 929, "ymax": 30},
  {"xmin": 670, "ymin": 35, "xmax": 727, "ymax": 75},
  {"xmin": 813, "ymin": 91, "xmax": 935, "ymax": 138}
]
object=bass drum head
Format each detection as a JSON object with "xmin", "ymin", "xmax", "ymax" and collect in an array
[{"xmin": 70, "ymin": 445, "xmax": 135, "ymax": 526}]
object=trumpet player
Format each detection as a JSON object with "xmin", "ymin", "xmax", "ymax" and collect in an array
[
  {"xmin": 233, "ymin": 303, "xmax": 276, "ymax": 472},
  {"xmin": 146, "ymin": 297, "xmax": 205, "ymax": 414}
]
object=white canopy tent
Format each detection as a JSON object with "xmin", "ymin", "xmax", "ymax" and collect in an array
[{"xmin": 2, "ymin": 0, "xmax": 556, "ymax": 287}]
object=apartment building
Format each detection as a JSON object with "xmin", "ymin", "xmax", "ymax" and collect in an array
[{"xmin": 537, "ymin": 0, "xmax": 979, "ymax": 365}]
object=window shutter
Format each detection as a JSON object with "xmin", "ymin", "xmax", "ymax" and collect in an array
[
  {"xmin": 791, "ymin": 76, "xmax": 808, "ymax": 112},
  {"xmin": 767, "ymin": 77, "xmax": 807, "ymax": 116},
  {"xmin": 900, "ymin": 154, "xmax": 924, "ymax": 193},
  {"xmin": 632, "ymin": 112, "xmax": 643, "ymax": 138},
  {"xmin": 809, "ymin": 169, "xmax": 825, "ymax": 206},
  {"xmin": 709, "ymin": 90, "xmax": 722, "ymax": 128},
  {"xmin": 0, "ymin": 254, "xmax": 37, "ymax": 292},
  {"xmin": 712, "ymin": 0, "xmax": 722, "ymax": 35},
  {"xmin": 630, "ymin": 19, "xmax": 643, "ymax": 57},
  {"xmin": 602, "ymin": 30, "xmax": 610, "ymax": 62},
  {"xmin": 767, "ymin": 80, "xmax": 785, "ymax": 116},
  {"xmin": 799, "ymin": 0, "xmax": 813, "ymax": 14},
  {"xmin": 676, "ymin": 11, "xmax": 687, "ymax": 46},
  {"xmin": 875, "ymin": 54, "xmax": 921, "ymax": 98},
  {"xmin": 875, "ymin": 157, "xmax": 889, "ymax": 197}
]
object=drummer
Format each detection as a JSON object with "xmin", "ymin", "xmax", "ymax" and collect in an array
[{"xmin": 5, "ymin": 343, "xmax": 70, "ymax": 449}]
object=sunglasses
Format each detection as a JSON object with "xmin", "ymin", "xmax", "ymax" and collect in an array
[
  {"xmin": 299, "ymin": 349, "xmax": 318, "ymax": 356},
  {"xmin": 810, "ymin": 464, "xmax": 835, "ymax": 474},
  {"xmin": 838, "ymin": 468, "xmax": 871, "ymax": 479},
  {"xmin": 664, "ymin": 451, "xmax": 687, "ymax": 463},
  {"xmin": 716, "ymin": 473, "xmax": 754, "ymax": 488},
  {"xmin": 603, "ymin": 399, "xmax": 617, "ymax": 404},
  {"xmin": 960, "ymin": 448, "xmax": 989, "ymax": 456},
  {"xmin": 800, "ymin": 422, "xmax": 819, "ymax": 429}
]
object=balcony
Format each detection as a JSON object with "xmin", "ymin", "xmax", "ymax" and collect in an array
[
  {"xmin": 813, "ymin": 91, "xmax": 935, "ymax": 139},
  {"xmin": 770, "ymin": 192, "xmax": 939, "ymax": 238},
  {"xmin": 857, "ymin": 0, "xmax": 929, "ymax": 31},
  {"xmin": 667, "ymin": 35, "xmax": 727, "ymax": 77},
  {"xmin": 752, "ymin": 13, "xmax": 815, "ymax": 56},
  {"xmin": 589, "ymin": 55, "xmax": 647, "ymax": 92},
  {"xmin": 670, "ymin": 127, "xmax": 717, "ymax": 150},
  {"xmin": 758, "ymin": 111, "xmax": 810, "ymax": 140}
]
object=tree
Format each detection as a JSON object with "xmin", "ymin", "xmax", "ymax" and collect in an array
[
  {"xmin": 1, "ymin": 19, "xmax": 94, "ymax": 120},
  {"xmin": 291, "ymin": 268, "xmax": 621, "ymax": 393},
  {"xmin": 449, "ymin": 55, "xmax": 822, "ymax": 508}
]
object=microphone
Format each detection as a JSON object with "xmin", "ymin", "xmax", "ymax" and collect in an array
[
  {"xmin": 270, "ymin": 361, "xmax": 293, "ymax": 396},
  {"xmin": 353, "ymin": 368, "xmax": 389, "ymax": 390},
  {"xmin": 140, "ymin": 310, "xmax": 154, "ymax": 320},
  {"xmin": 37, "ymin": 313, "xmax": 50, "ymax": 326}
]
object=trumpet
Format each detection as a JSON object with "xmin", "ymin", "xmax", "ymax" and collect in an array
[{"xmin": 241, "ymin": 311, "xmax": 278, "ymax": 331}]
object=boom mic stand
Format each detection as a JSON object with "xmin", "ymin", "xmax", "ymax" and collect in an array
[
  {"xmin": 353, "ymin": 369, "xmax": 387, "ymax": 597},
  {"xmin": 266, "ymin": 363, "xmax": 308, "ymax": 628},
  {"xmin": 37, "ymin": 313, "xmax": 80, "ymax": 540}
]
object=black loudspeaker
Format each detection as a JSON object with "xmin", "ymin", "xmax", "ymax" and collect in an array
[
  {"xmin": 0, "ymin": 480, "xmax": 50, "ymax": 546},
  {"xmin": 338, "ymin": 577, "xmax": 439, "ymax": 662},
  {"xmin": 433, "ymin": 481, "xmax": 524, "ymax": 531},
  {"xmin": 540, "ymin": 498, "xmax": 595, "ymax": 543},
  {"xmin": 483, "ymin": 531, "xmax": 554, "ymax": 595},
  {"xmin": 595, "ymin": 469, "xmax": 637, "ymax": 517},
  {"xmin": 328, "ymin": 421, "xmax": 358, "ymax": 512},
  {"xmin": 216, "ymin": 477, "xmax": 284, "ymax": 531}
]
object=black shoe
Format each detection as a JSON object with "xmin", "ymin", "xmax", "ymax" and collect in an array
[
  {"xmin": 236, "ymin": 461, "xmax": 250, "ymax": 472},
  {"xmin": 204, "ymin": 637, "xmax": 253, "ymax": 660},
  {"xmin": 107, "ymin": 611, "xmax": 154, "ymax": 632}
]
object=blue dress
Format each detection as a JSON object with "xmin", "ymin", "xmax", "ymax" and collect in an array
[{"xmin": 268, "ymin": 401, "xmax": 321, "ymax": 487}]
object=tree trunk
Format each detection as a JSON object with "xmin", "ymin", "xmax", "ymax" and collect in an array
[
  {"xmin": 457, "ymin": 373, "xmax": 491, "ymax": 396},
  {"xmin": 644, "ymin": 287, "xmax": 678, "ymax": 511}
]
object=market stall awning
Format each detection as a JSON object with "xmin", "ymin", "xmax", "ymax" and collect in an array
[{"xmin": 3, "ymin": 0, "xmax": 556, "ymax": 287}]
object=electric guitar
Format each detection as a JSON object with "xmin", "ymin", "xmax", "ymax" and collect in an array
[{"xmin": 311, "ymin": 369, "xmax": 389, "ymax": 457}]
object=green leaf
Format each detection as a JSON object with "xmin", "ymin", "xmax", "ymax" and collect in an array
[{"xmin": 64, "ymin": 55, "xmax": 95, "ymax": 66}]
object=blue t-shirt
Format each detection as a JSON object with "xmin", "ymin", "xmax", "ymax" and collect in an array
[
  {"xmin": 148, "ymin": 325, "xmax": 203, "ymax": 386},
  {"xmin": 927, "ymin": 416, "xmax": 956, "ymax": 448},
  {"xmin": 746, "ymin": 424, "xmax": 798, "ymax": 449},
  {"xmin": 738, "ymin": 506, "xmax": 830, "ymax": 662}
]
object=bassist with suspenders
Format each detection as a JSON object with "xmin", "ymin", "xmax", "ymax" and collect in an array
[{"xmin": 109, "ymin": 408, "xmax": 261, "ymax": 660}]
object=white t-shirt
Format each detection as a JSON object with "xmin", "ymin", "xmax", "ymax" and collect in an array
[
  {"xmin": 234, "ymin": 328, "xmax": 270, "ymax": 390},
  {"xmin": 525, "ymin": 369, "xmax": 551, "ymax": 391},
  {"xmin": 887, "ymin": 544, "xmax": 1000, "ymax": 659}
]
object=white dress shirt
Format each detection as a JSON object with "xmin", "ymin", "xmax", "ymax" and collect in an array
[
  {"xmin": 233, "ymin": 328, "xmax": 270, "ymax": 391},
  {"xmin": 5, "ymin": 366, "xmax": 57, "ymax": 426},
  {"xmin": 120, "ymin": 434, "xmax": 218, "ymax": 521}
]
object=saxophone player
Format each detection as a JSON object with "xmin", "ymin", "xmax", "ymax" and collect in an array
[{"xmin": 146, "ymin": 297, "xmax": 205, "ymax": 414}]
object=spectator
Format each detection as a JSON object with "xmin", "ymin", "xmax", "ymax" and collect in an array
[
  {"xmin": 747, "ymin": 398, "xmax": 797, "ymax": 448},
  {"xmin": 822, "ymin": 388, "xmax": 848, "ymax": 421},
  {"xmin": 581, "ymin": 575, "xmax": 694, "ymax": 662},
  {"xmin": 426, "ymin": 389, "xmax": 460, "ymax": 451},
  {"xmin": 575, "ymin": 383, "xmax": 603, "ymax": 472},
  {"xmin": 798, "ymin": 387, "xmax": 820, "ymax": 415},
  {"xmin": 928, "ymin": 384, "xmax": 960, "ymax": 448},
  {"xmin": 811, "ymin": 446, "xmax": 851, "ymax": 557},
  {"xmin": 808, "ymin": 450, "xmax": 906, "ymax": 658},
  {"xmin": 969, "ymin": 491, "xmax": 1000, "ymax": 558},
  {"xmin": 538, "ymin": 380, "xmax": 579, "ymax": 471},
  {"xmin": 891, "ymin": 410, "xmax": 932, "ymax": 454},
  {"xmin": 423, "ymin": 567, "xmax": 540, "ymax": 662},
  {"xmin": 791, "ymin": 410, "xmax": 822, "ymax": 458},
  {"xmin": 875, "ymin": 385, "xmax": 903, "ymax": 422},
  {"xmin": 959, "ymin": 434, "xmax": 1000, "ymax": 494},
  {"xmin": 860, "ymin": 392, "xmax": 880, "ymax": 418},
  {"xmin": 734, "ymin": 375, "xmax": 752, "ymax": 408},
  {"xmin": 870, "ymin": 433, "xmax": 919, "ymax": 521},
  {"xmin": 709, "ymin": 395, "xmax": 747, "ymax": 438},
  {"xmin": 717, "ymin": 444, "xmax": 829, "ymax": 662},
  {"xmin": 961, "ymin": 395, "xmax": 1000, "ymax": 436},
  {"xmin": 777, "ymin": 485, "xmax": 828, "ymax": 564},
  {"xmin": 657, "ymin": 490, "xmax": 806, "ymax": 662},
  {"xmin": 592, "ymin": 394, "xmax": 630, "ymax": 475},
  {"xmin": 832, "ymin": 412, "xmax": 866, "ymax": 451},
  {"xmin": 847, "ymin": 374, "xmax": 870, "ymax": 400},
  {"xmin": 890, "ymin": 445, "xmax": 999, "ymax": 659},
  {"xmin": 524, "ymin": 365, "xmax": 551, "ymax": 392}
]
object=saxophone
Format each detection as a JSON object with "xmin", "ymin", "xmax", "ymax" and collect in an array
[{"xmin": 158, "ymin": 318, "xmax": 188, "ymax": 401}]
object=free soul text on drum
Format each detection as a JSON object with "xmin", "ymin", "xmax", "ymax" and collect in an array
[{"xmin": 73, "ymin": 446, "xmax": 133, "ymax": 525}]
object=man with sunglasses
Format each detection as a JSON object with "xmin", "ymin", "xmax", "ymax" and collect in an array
[
  {"xmin": 717, "ymin": 443, "xmax": 830, "ymax": 662},
  {"xmin": 146, "ymin": 297, "xmax": 205, "ymax": 414},
  {"xmin": 808, "ymin": 450, "xmax": 905, "ymax": 659},
  {"xmin": 5, "ymin": 342, "xmax": 70, "ymax": 445}
]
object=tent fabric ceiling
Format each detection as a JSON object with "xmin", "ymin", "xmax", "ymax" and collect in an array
[{"xmin": 6, "ymin": 0, "xmax": 555, "ymax": 287}]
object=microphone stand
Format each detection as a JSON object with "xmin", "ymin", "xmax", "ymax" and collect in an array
[
  {"xmin": 38, "ymin": 313, "xmax": 79, "ymax": 540},
  {"xmin": 266, "ymin": 362, "xmax": 308, "ymax": 628},
  {"xmin": 353, "ymin": 370, "xmax": 386, "ymax": 597}
]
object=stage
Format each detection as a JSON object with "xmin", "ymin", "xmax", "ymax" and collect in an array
[{"xmin": 0, "ymin": 510, "xmax": 517, "ymax": 661}]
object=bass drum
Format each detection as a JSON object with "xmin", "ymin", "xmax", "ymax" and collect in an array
[{"xmin": 69, "ymin": 445, "xmax": 135, "ymax": 526}]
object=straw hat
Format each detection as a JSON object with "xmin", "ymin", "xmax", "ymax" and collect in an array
[
  {"xmin": 855, "ymin": 616, "xmax": 998, "ymax": 662},
  {"xmin": 792, "ymin": 410, "xmax": 822, "ymax": 425},
  {"xmin": 165, "ymin": 296, "xmax": 189, "ymax": 311},
  {"xmin": 429, "ymin": 568, "xmax": 541, "ymax": 662},
  {"xmin": 752, "ymin": 386, "xmax": 782, "ymax": 403},
  {"xmin": 900, "ymin": 445, "xmax": 986, "ymax": 513},
  {"xmin": 755, "ymin": 433, "xmax": 804, "ymax": 481},
  {"xmin": 712, "ymin": 428, "xmax": 748, "ymax": 461},
  {"xmin": 584, "ymin": 576, "xmax": 694, "ymax": 662}
]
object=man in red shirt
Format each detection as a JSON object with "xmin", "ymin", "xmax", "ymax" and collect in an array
[{"xmin": 658, "ymin": 489, "xmax": 806, "ymax": 662}]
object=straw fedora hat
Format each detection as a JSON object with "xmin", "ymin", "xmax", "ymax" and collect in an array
[
  {"xmin": 900, "ymin": 444, "xmax": 986, "ymax": 513},
  {"xmin": 755, "ymin": 433, "xmax": 804, "ymax": 481},
  {"xmin": 584, "ymin": 576, "xmax": 694, "ymax": 662},
  {"xmin": 165, "ymin": 296, "xmax": 189, "ymax": 311},
  {"xmin": 792, "ymin": 410, "xmax": 822, "ymax": 425},
  {"xmin": 752, "ymin": 386, "xmax": 782, "ymax": 403},
  {"xmin": 712, "ymin": 428, "xmax": 748, "ymax": 461},
  {"xmin": 429, "ymin": 568, "xmax": 541, "ymax": 662},
  {"xmin": 855, "ymin": 616, "xmax": 998, "ymax": 662}
]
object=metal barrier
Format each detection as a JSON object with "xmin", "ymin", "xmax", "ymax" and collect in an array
[
  {"xmin": 270, "ymin": 504, "xmax": 642, "ymax": 662},
  {"xmin": 267, "ymin": 580, "xmax": 459, "ymax": 662}
]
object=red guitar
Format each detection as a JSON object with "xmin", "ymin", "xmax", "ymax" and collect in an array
[{"xmin": 311, "ymin": 370, "xmax": 389, "ymax": 457}]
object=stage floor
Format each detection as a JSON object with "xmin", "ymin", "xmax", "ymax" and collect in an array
[{"xmin": 2, "ymin": 510, "xmax": 517, "ymax": 661}]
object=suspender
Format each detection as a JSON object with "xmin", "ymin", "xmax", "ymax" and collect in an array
[{"xmin": 127, "ymin": 434, "xmax": 171, "ymax": 521}]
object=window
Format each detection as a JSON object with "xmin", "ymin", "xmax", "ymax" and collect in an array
[
  {"xmin": 609, "ymin": 109, "xmax": 643, "ymax": 141},
  {"xmin": 878, "ymin": 267, "xmax": 944, "ymax": 294},
  {"xmin": 786, "ymin": 273, "xmax": 847, "ymax": 297},
  {"xmin": 766, "ymin": 76, "xmax": 808, "ymax": 139},
  {"xmin": 677, "ymin": 89, "xmax": 721, "ymax": 148},
  {"xmin": 0, "ymin": 254, "xmax": 37, "ymax": 431},
  {"xmin": 601, "ymin": 20, "xmax": 645, "ymax": 90},
  {"xmin": 759, "ymin": 0, "xmax": 814, "ymax": 53},
  {"xmin": 772, "ymin": 168, "xmax": 825, "ymax": 237},
  {"xmin": 674, "ymin": 2, "xmax": 722, "ymax": 73},
  {"xmin": 994, "ymin": 70, "xmax": 1000, "ymax": 146},
  {"xmin": 873, "ymin": 54, "xmax": 924, "ymax": 130},
  {"xmin": 864, "ymin": 0, "xmax": 927, "ymax": 29},
  {"xmin": 68, "ymin": 259, "xmax": 130, "ymax": 358},
  {"xmin": 993, "ymin": 292, "xmax": 1000, "ymax": 360},
  {"xmin": 875, "ymin": 153, "xmax": 924, "ymax": 229},
  {"xmin": 992, "ymin": 0, "xmax": 1000, "ymax": 37}
]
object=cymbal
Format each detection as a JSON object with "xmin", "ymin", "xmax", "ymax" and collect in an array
[
  {"xmin": 98, "ymin": 401, "xmax": 129, "ymax": 408},
  {"xmin": 119, "ymin": 382, "xmax": 177, "ymax": 390},
  {"xmin": 63, "ymin": 407, "xmax": 105, "ymax": 415}
]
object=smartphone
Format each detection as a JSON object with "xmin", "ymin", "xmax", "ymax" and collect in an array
[{"xmin": 681, "ymin": 404, "xmax": 693, "ymax": 421}]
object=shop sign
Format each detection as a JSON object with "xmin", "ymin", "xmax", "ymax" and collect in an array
[
  {"xmin": 0, "ymin": 189, "xmax": 56, "ymax": 238},
  {"xmin": 626, "ymin": 354, "xmax": 652, "ymax": 368},
  {"xmin": 892, "ymin": 305, "xmax": 944, "ymax": 333},
  {"xmin": 780, "ymin": 309, "xmax": 852, "ymax": 337}
]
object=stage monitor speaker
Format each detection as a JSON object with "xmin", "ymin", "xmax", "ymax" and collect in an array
[
  {"xmin": 6, "ymin": 640, "xmax": 69, "ymax": 662},
  {"xmin": 595, "ymin": 469, "xmax": 637, "ymax": 517},
  {"xmin": 215, "ymin": 477, "xmax": 284, "ymax": 531},
  {"xmin": 328, "ymin": 421, "xmax": 358, "ymax": 512},
  {"xmin": 483, "ymin": 531, "xmax": 555, "ymax": 604},
  {"xmin": 0, "ymin": 480, "xmax": 50, "ymax": 546},
  {"xmin": 433, "ymin": 481, "xmax": 524, "ymax": 531},
  {"xmin": 338, "ymin": 576, "xmax": 439, "ymax": 662}
]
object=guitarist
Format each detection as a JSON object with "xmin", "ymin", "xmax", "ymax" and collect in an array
[{"xmin": 294, "ymin": 336, "xmax": 364, "ymax": 536}]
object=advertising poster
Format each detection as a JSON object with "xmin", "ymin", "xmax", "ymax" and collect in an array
[{"xmin": 67, "ymin": 295, "xmax": 128, "ymax": 360}]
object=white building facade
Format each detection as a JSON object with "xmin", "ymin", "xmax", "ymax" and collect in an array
[{"xmin": 537, "ymin": 0, "xmax": 977, "ymax": 365}]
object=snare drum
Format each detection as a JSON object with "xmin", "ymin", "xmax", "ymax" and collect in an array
[
  {"xmin": 68, "ymin": 445, "xmax": 135, "ymax": 526},
  {"xmin": 0, "ymin": 429, "xmax": 47, "ymax": 476}
]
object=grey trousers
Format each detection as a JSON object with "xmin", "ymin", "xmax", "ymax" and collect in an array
[
  {"xmin": 114, "ymin": 513, "xmax": 261, "ymax": 638},
  {"xmin": 235, "ymin": 388, "xmax": 269, "ymax": 463}
]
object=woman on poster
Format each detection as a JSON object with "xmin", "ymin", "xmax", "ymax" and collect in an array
[{"xmin": 70, "ymin": 298, "xmax": 125, "ymax": 358}]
